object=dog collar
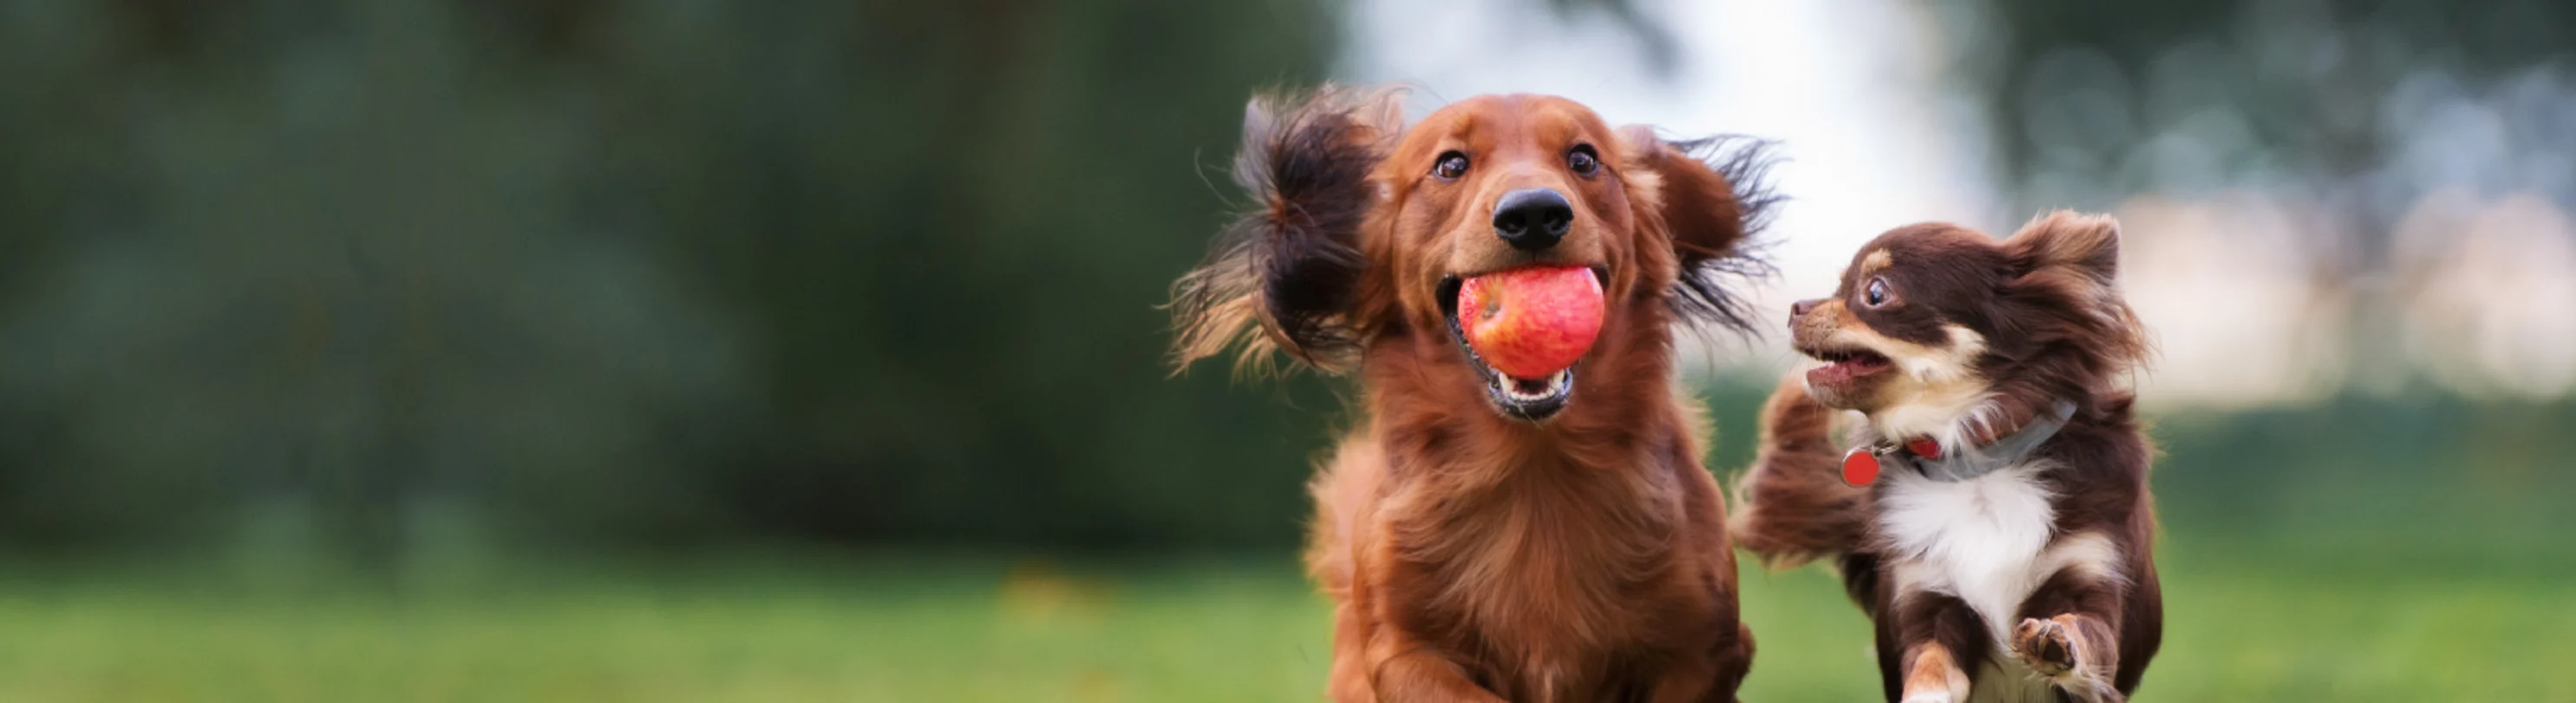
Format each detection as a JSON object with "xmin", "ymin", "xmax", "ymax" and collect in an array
[{"xmin": 1840, "ymin": 399, "xmax": 2078, "ymax": 486}]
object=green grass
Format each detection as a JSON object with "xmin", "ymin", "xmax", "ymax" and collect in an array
[{"xmin": 1, "ymin": 540, "xmax": 2571, "ymax": 702}]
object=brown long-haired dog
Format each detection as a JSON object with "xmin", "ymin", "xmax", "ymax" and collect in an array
[
  {"xmin": 1731, "ymin": 213, "xmax": 2161, "ymax": 702},
  {"xmin": 1170, "ymin": 86, "xmax": 1779, "ymax": 702}
]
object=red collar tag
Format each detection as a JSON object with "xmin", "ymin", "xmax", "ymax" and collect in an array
[{"xmin": 1840, "ymin": 448, "xmax": 1880, "ymax": 487}]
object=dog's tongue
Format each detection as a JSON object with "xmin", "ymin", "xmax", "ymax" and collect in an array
[{"xmin": 1458, "ymin": 266, "xmax": 1605, "ymax": 378}]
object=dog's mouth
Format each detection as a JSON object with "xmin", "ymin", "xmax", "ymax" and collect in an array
[
  {"xmin": 1801, "ymin": 343, "xmax": 1894, "ymax": 391},
  {"xmin": 1436, "ymin": 268, "xmax": 1606, "ymax": 422}
]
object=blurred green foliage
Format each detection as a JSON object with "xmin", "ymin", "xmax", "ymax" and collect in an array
[
  {"xmin": 0, "ymin": 0, "xmax": 1347, "ymax": 555},
  {"xmin": 1965, "ymin": 0, "xmax": 2576, "ymax": 266}
]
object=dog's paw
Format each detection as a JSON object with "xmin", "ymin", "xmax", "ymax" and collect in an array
[
  {"xmin": 2011, "ymin": 616, "xmax": 2076, "ymax": 676},
  {"xmin": 1898, "ymin": 694, "xmax": 1956, "ymax": 703}
]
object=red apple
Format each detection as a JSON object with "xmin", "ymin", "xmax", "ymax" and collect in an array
[{"xmin": 1458, "ymin": 266, "xmax": 1605, "ymax": 378}]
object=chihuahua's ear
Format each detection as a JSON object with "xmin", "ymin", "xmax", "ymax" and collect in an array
[
  {"xmin": 1169, "ymin": 85, "xmax": 1403, "ymax": 376},
  {"xmin": 2004, "ymin": 210, "xmax": 2121, "ymax": 285},
  {"xmin": 2001, "ymin": 210, "xmax": 2149, "ymax": 367},
  {"xmin": 1616, "ymin": 126, "xmax": 1782, "ymax": 332}
]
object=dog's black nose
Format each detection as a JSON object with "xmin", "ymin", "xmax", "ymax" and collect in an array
[{"xmin": 1492, "ymin": 188, "xmax": 1572, "ymax": 251}]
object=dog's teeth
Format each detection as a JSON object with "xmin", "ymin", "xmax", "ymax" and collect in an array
[{"xmin": 1490, "ymin": 368, "xmax": 1574, "ymax": 404}]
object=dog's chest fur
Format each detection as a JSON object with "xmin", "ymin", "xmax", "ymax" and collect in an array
[
  {"xmin": 1391, "ymin": 456, "xmax": 1680, "ymax": 699},
  {"xmin": 1875, "ymin": 462, "xmax": 2058, "ymax": 661}
]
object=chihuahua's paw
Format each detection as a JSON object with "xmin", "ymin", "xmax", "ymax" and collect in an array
[{"xmin": 2011, "ymin": 616, "xmax": 2076, "ymax": 676}]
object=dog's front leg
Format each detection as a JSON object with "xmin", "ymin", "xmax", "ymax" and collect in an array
[
  {"xmin": 1366, "ymin": 641, "xmax": 1507, "ymax": 703},
  {"xmin": 2011, "ymin": 570, "xmax": 2128, "ymax": 703},
  {"xmin": 1890, "ymin": 592, "xmax": 1985, "ymax": 703}
]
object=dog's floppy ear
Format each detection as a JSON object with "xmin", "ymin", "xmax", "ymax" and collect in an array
[
  {"xmin": 1999, "ymin": 210, "xmax": 2150, "ymax": 369},
  {"xmin": 1169, "ymin": 86, "xmax": 1402, "ymax": 376},
  {"xmin": 1616, "ymin": 126, "xmax": 1782, "ymax": 332}
]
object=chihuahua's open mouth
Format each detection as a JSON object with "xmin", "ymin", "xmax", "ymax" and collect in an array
[
  {"xmin": 1436, "ymin": 269, "xmax": 1606, "ymax": 421},
  {"xmin": 1802, "ymin": 345, "xmax": 1893, "ymax": 391}
]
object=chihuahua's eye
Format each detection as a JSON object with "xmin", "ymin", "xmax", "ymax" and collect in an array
[
  {"xmin": 1566, "ymin": 145, "xmax": 1599, "ymax": 176},
  {"xmin": 1864, "ymin": 277, "xmax": 1891, "ymax": 307},
  {"xmin": 1433, "ymin": 151, "xmax": 1469, "ymax": 181}
]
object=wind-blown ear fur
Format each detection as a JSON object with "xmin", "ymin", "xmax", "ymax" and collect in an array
[
  {"xmin": 1616, "ymin": 126, "xmax": 1782, "ymax": 333},
  {"xmin": 1998, "ymin": 210, "xmax": 2151, "ymax": 374},
  {"xmin": 1169, "ymin": 85, "xmax": 1402, "ymax": 376}
]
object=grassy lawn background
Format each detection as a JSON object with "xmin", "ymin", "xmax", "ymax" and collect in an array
[{"xmin": 3, "ymin": 534, "xmax": 2571, "ymax": 702}]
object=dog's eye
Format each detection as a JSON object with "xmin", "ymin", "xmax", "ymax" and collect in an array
[
  {"xmin": 1864, "ymin": 277, "xmax": 1891, "ymax": 306},
  {"xmin": 1566, "ymin": 145, "xmax": 1599, "ymax": 176},
  {"xmin": 1433, "ymin": 152, "xmax": 1469, "ymax": 181}
]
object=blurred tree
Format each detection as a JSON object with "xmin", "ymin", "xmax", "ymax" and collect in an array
[
  {"xmin": 0, "ymin": 0, "xmax": 1353, "ymax": 555},
  {"xmin": 1956, "ymin": 0, "xmax": 2576, "ymax": 385},
  {"xmin": 0, "ymin": 1, "xmax": 749, "ymax": 555},
  {"xmin": 568, "ymin": 0, "xmax": 1350, "ymax": 550}
]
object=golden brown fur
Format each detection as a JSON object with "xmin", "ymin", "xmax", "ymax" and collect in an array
[{"xmin": 1173, "ymin": 87, "xmax": 1779, "ymax": 701}]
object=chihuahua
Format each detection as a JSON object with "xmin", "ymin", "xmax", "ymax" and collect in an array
[{"xmin": 1732, "ymin": 212, "xmax": 2162, "ymax": 702}]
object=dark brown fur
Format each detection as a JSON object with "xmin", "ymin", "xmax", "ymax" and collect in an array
[
  {"xmin": 1173, "ymin": 86, "xmax": 1777, "ymax": 702},
  {"xmin": 1732, "ymin": 213, "xmax": 2162, "ymax": 702}
]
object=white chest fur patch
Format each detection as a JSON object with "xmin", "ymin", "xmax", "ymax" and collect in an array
[{"xmin": 1877, "ymin": 462, "xmax": 2064, "ymax": 648}]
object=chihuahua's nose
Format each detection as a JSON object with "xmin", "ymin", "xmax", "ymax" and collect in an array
[
  {"xmin": 1493, "ymin": 188, "xmax": 1572, "ymax": 251},
  {"xmin": 1788, "ymin": 299, "xmax": 1822, "ymax": 330}
]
